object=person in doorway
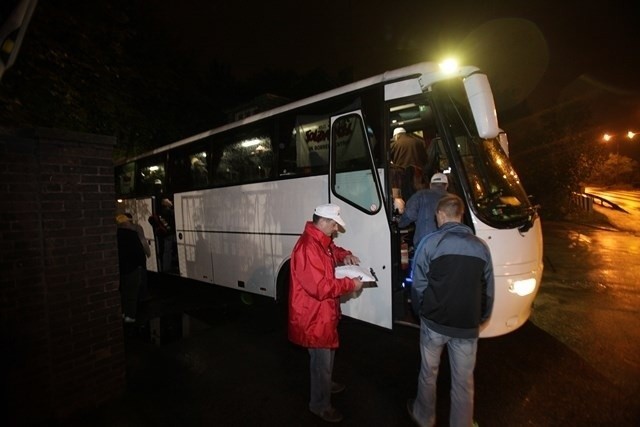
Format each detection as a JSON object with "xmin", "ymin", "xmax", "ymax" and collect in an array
[
  {"xmin": 398, "ymin": 172, "xmax": 451, "ymax": 248},
  {"xmin": 390, "ymin": 127, "xmax": 429, "ymax": 170},
  {"xmin": 124, "ymin": 212, "xmax": 151, "ymax": 301},
  {"xmin": 124, "ymin": 212, "xmax": 151, "ymax": 258},
  {"xmin": 407, "ymin": 194, "xmax": 494, "ymax": 427},
  {"xmin": 390, "ymin": 127, "xmax": 430, "ymax": 200},
  {"xmin": 288, "ymin": 203, "xmax": 364, "ymax": 423},
  {"xmin": 116, "ymin": 214, "xmax": 147, "ymax": 323},
  {"xmin": 159, "ymin": 198, "xmax": 177, "ymax": 273}
]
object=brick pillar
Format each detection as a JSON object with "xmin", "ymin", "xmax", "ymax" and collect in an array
[{"xmin": 0, "ymin": 127, "xmax": 125, "ymax": 425}]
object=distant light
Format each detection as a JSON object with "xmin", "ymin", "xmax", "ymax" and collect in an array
[
  {"xmin": 603, "ymin": 133, "xmax": 613, "ymax": 142},
  {"xmin": 628, "ymin": 131, "xmax": 637, "ymax": 139},
  {"xmin": 148, "ymin": 165, "xmax": 159, "ymax": 171},
  {"xmin": 439, "ymin": 58, "xmax": 459, "ymax": 74},
  {"xmin": 117, "ymin": 199, "xmax": 123, "ymax": 203},
  {"xmin": 509, "ymin": 278, "xmax": 536, "ymax": 296}
]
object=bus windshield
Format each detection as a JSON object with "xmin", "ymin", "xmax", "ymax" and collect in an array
[{"xmin": 433, "ymin": 80, "xmax": 533, "ymax": 229}]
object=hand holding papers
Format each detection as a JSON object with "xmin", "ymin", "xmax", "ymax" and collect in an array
[{"xmin": 335, "ymin": 265, "xmax": 378, "ymax": 287}]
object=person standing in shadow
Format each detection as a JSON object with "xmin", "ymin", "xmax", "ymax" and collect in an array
[
  {"xmin": 159, "ymin": 198, "xmax": 177, "ymax": 273},
  {"xmin": 116, "ymin": 214, "xmax": 147, "ymax": 323},
  {"xmin": 124, "ymin": 213, "xmax": 151, "ymax": 301}
]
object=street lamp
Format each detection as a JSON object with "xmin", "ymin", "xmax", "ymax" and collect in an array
[
  {"xmin": 602, "ymin": 133, "xmax": 619, "ymax": 154},
  {"xmin": 601, "ymin": 130, "xmax": 637, "ymax": 155}
]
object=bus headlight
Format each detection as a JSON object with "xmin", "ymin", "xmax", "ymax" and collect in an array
[{"xmin": 508, "ymin": 278, "xmax": 536, "ymax": 296}]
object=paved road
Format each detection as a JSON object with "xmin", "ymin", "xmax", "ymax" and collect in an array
[
  {"xmin": 67, "ymin": 220, "xmax": 640, "ymax": 427},
  {"xmin": 585, "ymin": 187, "xmax": 640, "ymax": 214}
]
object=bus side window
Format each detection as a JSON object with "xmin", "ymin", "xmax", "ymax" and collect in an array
[
  {"xmin": 278, "ymin": 124, "xmax": 298, "ymax": 177},
  {"xmin": 215, "ymin": 144, "xmax": 238, "ymax": 185},
  {"xmin": 291, "ymin": 116, "xmax": 330, "ymax": 176},
  {"xmin": 189, "ymin": 152, "xmax": 209, "ymax": 187},
  {"xmin": 139, "ymin": 160, "xmax": 165, "ymax": 195},
  {"xmin": 214, "ymin": 133, "xmax": 273, "ymax": 185},
  {"xmin": 247, "ymin": 136, "xmax": 274, "ymax": 180},
  {"xmin": 169, "ymin": 154, "xmax": 189, "ymax": 192}
]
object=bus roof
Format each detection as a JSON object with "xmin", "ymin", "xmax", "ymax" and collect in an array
[{"xmin": 119, "ymin": 62, "xmax": 480, "ymax": 164}]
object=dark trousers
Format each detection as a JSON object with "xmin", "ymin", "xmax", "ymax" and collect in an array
[{"xmin": 120, "ymin": 267, "xmax": 142, "ymax": 318}]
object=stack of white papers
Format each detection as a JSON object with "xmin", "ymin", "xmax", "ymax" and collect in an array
[{"xmin": 335, "ymin": 265, "xmax": 377, "ymax": 282}]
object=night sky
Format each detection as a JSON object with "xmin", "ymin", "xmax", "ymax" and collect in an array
[{"xmin": 135, "ymin": 0, "xmax": 640, "ymax": 133}]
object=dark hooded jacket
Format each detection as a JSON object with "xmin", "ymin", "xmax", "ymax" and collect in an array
[{"xmin": 411, "ymin": 221, "xmax": 494, "ymax": 339}]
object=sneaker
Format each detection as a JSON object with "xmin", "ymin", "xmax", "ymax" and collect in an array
[
  {"xmin": 331, "ymin": 382, "xmax": 346, "ymax": 394},
  {"xmin": 310, "ymin": 407, "xmax": 343, "ymax": 423},
  {"xmin": 124, "ymin": 316, "xmax": 136, "ymax": 323},
  {"xmin": 406, "ymin": 398, "xmax": 420, "ymax": 426}
]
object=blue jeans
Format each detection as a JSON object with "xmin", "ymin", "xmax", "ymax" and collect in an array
[
  {"xmin": 413, "ymin": 320, "xmax": 477, "ymax": 427},
  {"xmin": 308, "ymin": 348, "xmax": 335, "ymax": 413}
]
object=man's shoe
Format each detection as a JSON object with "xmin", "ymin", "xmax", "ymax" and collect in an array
[
  {"xmin": 310, "ymin": 407, "xmax": 344, "ymax": 423},
  {"xmin": 331, "ymin": 382, "xmax": 346, "ymax": 394},
  {"xmin": 406, "ymin": 398, "xmax": 420, "ymax": 426}
]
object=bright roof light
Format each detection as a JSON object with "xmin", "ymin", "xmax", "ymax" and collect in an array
[{"xmin": 439, "ymin": 58, "xmax": 459, "ymax": 74}]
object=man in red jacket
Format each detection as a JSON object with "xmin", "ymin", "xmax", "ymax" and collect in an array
[{"xmin": 288, "ymin": 203, "xmax": 363, "ymax": 423}]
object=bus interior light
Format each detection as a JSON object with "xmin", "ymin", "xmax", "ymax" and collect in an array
[
  {"xmin": 242, "ymin": 138, "xmax": 262, "ymax": 147},
  {"xmin": 509, "ymin": 278, "xmax": 536, "ymax": 296}
]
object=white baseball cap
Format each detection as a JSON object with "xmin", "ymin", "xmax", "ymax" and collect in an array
[
  {"xmin": 314, "ymin": 203, "xmax": 346, "ymax": 227},
  {"xmin": 430, "ymin": 173, "xmax": 448, "ymax": 184},
  {"xmin": 393, "ymin": 127, "xmax": 406, "ymax": 137}
]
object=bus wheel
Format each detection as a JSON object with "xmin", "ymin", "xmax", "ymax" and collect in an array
[{"xmin": 240, "ymin": 292, "xmax": 253, "ymax": 305}]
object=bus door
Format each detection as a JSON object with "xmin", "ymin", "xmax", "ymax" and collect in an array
[
  {"xmin": 119, "ymin": 196, "xmax": 160, "ymax": 273},
  {"xmin": 174, "ymin": 191, "xmax": 214, "ymax": 284},
  {"xmin": 329, "ymin": 112, "xmax": 393, "ymax": 330}
]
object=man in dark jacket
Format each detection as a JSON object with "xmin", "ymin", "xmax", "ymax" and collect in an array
[
  {"xmin": 407, "ymin": 194, "xmax": 494, "ymax": 427},
  {"xmin": 390, "ymin": 127, "xmax": 428, "ymax": 171},
  {"xmin": 398, "ymin": 172, "xmax": 450, "ymax": 248},
  {"xmin": 288, "ymin": 204, "xmax": 363, "ymax": 423}
]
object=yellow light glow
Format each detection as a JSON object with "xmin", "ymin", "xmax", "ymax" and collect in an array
[
  {"xmin": 439, "ymin": 58, "xmax": 458, "ymax": 74},
  {"xmin": 628, "ymin": 131, "xmax": 637, "ymax": 139}
]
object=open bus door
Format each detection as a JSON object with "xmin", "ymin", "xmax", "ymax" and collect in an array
[{"xmin": 329, "ymin": 111, "xmax": 394, "ymax": 330}]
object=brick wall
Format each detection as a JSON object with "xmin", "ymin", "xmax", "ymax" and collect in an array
[{"xmin": 0, "ymin": 127, "xmax": 125, "ymax": 425}]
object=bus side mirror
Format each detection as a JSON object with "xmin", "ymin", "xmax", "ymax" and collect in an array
[{"xmin": 463, "ymin": 73, "xmax": 499, "ymax": 139}]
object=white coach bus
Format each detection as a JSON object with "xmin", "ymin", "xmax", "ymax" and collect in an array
[{"xmin": 115, "ymin": 61, "xmax": 543, "ymax": 337}]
